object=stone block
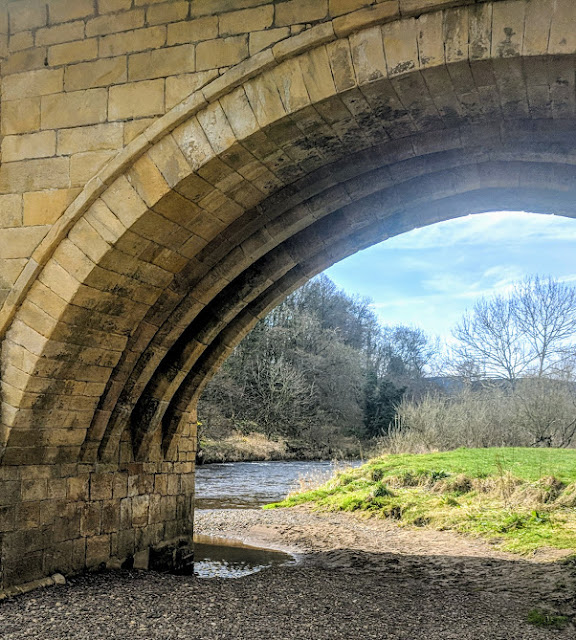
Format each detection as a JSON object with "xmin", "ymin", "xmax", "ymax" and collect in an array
[
  {"xmin": 113, "ymin": 528, "xmax": 135, "ymax": 558},
  {"xmin": 0, "ymin": 194, "xmax": 22, "ymax": 227},
  {"xmin": 147, "ymin": 2, "xmax": 189, "ymax": 26},
  {"xmin": 86, "ymin": 534, "xmax": 111, "ymax": 568},
  {"xmin": 220, "ymin": 6, "xmax": 274, "ymax": 36},
  {"xmin": 2, "ymin": 68, "xmax": 63, "ymax": 100},
  {"xmin": 81, "ymin": 502, "xmax": 102, "ymax": 536},
  {"xmin": 67, "ymin": 474, "xmax": 90, "ymax": 501},
  {"xmin": 196, "ymin": 35, "xmax": 249, "ymax": 71},
  {"xmin": 244, "ymin": 72, "xmax": 287, "ymax": 128},
  {"xmin": 47, "ymin": 478, "xmax": 67, "ymax": 500},
  {"xmin": 327, "ymin": 38, "xmax": 357, "ymax": 92},
  {"xmin": 350, "ymin": 25, "xmax": 387, "ymax": 85},
  {"xmin": 113, "ymin": 473, "xmax": 128, "ymax": 499},
  {"xmin": 299, "ymin": 45, "xmax": 337, "ymax": 103},
  {"xmin": 65, "ymin": 56, "xmax": 127, "ymax": 91},
  {"xmin": 2, "ymin": 130, "xmax": 56, "ymax": 162},
  {"xmin": 70, "ymin": 150, "xmax": 116, "ymax": 186},
  {"xmin": 58, "ymin": 123, "xmax": 124, "ymax": 155},
  {"xmin": 165, "ymin": 70, "xmax": 218, "ymax": 109},
  {"xmin": 382, "ymin": 17, "xmax": 418, "ymax": 77},
  {"xmin": 1, "ymin": 97, "xmax": 41, "ymax": 135},
  {"xmin": 128, "ymin": 154, "xmax": 171, "ymax": 207},
  {"xmin": 99, "ymin": 26, "xmax": 166, "ymax": 57},
  {"xmin": 98, "ymin": 0, "xmax": 133, "ymax": 13},
  {"xmin": 0, "ymin": 156, "xmax": 69, "ymax": 193},
  {"xmin": 48, "ymin": 38, "xmax": 98, "ymax": 66},
  {"xmin": 41, "ymin": 88, "xmax": 108, "ymax": 129},
  {"xmin": 48, "ymin": 0, "xmax": 95, "ymax": 24},
  {"xmin": 2, "ymin": 46, "xmax": 47, "ymax": 75},
  {"xmin": 147, "ymin": 134, "xmax": 191, "ymax": 187},
  {"xmin": 9, "ymin": 1, "xmax": 47, "ymax": 33},
  {"xmin": 9, "ymin": 30, "xmax": 33, "ymax": 52},
  {"xmin": 131, "ymin": 494, "xmax": 149, "ymax": 526},
  {"xmin": 128, "ymin": 43, "xmax": 195, "ymax": 81},
  {"xmin": 86, "ymin": 9, "xmax": 145, "ymax": 37},
  {"xmin": 167, "ymin": 474, "xmax": 180, "ymax": 495},
  {"xmin": 0, "ymin": 481, "xmax": 20, "ymax": 506},
  {"xmin": 249, "ymin": 27, "xmax": 290, "ymax": 55},
  {"xmin": 0, "ymin": 226, "xmax": 50, "ymax": 259},
  {"xmin": 90, "ymin": 473, "xmax": 114, "ymax": 501},
  {"xmin": 0, "ymin": 505, "xmax": 16, "ymax": 532},
  {"xmin": 23, "ymin": 188, "xmax": 78, "ymax": 226},
  {"xmin": 21, "ymin": 478, "xmax": 47, "ymax": 501},
  {"xmin": 167, "ymin": 16, "xmax": 218, "ymax": 45},
  {"xmin": 101, "ymin": 500, "xmax": 120, "ymax": 533},
  {"xmin": 275, "ymin": 0, "xmax": 328, "ymax": 27},
  {"xmin": 120, "ymin": 497, "xmax": 132, "ymax": 528},
  {"xmin": 108, "ymin": 79, "xmax": 165, "ymax": 119},
  {"xmin": 36, "ymin": 20, "xmax": 85, "ymax": 46}
]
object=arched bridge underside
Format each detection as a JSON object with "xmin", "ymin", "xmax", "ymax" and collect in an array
[{"xmin": 1, "ymin": 0, "xmax": 576, "ymax": 587}]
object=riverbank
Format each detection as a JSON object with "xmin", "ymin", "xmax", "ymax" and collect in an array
[
  {"xmin": 199, "ymin": 431, "xmax": 371, "ymax": 463},
  {"xmin": 268, "ymin": 448, "xmax": 576, "ymax": 554},
  {"xmin": 1, "ymin": 507, "xmax": 574, "ymax": 639}
]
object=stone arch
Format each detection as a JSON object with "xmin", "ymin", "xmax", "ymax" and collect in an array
[
  {"xmin": 4, "ymin": 0, "xmax": 576, "ymax": 468},
  {"xmin": 3, "ymin": 0, "xmax": 576, "ymax": 589}
]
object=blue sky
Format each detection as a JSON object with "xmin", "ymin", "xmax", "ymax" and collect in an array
[{"xmin": 325, "ymin": 211, "xmax": 576, "ymax": 340}]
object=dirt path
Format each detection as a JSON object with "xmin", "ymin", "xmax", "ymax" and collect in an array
[{"xmin": 0, "ymin": 507, "xmax": 574, "ymax": 639}]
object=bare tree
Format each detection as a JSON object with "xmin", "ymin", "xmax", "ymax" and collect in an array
[
  {"xmin": 452, "ymin": 294, "xmax": 530, "ymax": 381},
  {"xmin": 514, "ymin": 276, "xmax": 576, "ymax": 377},
  {"xmin": 452, "ymin": 277, "xmax": 576, "ymax": 381}
]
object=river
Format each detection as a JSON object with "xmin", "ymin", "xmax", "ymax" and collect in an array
[
  {"xmin": 193, "ymin": 459, "xmax": 361, "ymax": 577},
  {"xmin": 194, "ymin": 459, "xmax": 360, "ymax": 509}
]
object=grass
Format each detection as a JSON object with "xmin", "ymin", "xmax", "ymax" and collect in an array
[
  {"xmin": 527, "ymin": 609, "xmax": 570, "ymax": 629},
  {"xmin": 264, "ymin": 448, "xmax": 576, "ymax": 554}
]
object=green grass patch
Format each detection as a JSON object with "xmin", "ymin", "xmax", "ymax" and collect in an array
[
  {"xmin": 265, "ymin": 448, "xmax": 576, "ymax": 554},
  {"xmin": 527, "ymin": 609, "xmax": 570, "ymax": 629}
]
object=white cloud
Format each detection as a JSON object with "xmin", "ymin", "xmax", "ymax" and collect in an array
[{"xmin": 383, "ymin": 211, "xmax": 576, "ymax": 250}]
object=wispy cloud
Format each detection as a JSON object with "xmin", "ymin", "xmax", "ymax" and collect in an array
[
  {"xmin": 384, "ymin": 211, "xmax": 576, "ymax": 250},
  {"xmin": 326, "ymin": 210, "xmax": 576, "ymax": 339}
]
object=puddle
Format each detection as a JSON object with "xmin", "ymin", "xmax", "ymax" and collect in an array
[{"xmin": 193, "ymin": 534, "xmax": 296, "ymax": 579}]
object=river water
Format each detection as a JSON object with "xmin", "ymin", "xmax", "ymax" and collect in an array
[
  {"xmin": 195, "ymin": 459, "xmax": 359, "ymax": 509},
  {"xmin": 193, "ymin": 459, "xmax": 361, "ymax": 578}
]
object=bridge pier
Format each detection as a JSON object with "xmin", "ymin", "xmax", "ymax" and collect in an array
[{"xmin": 0, "ymin": 424, "xmax": 196, "ymax": 589}]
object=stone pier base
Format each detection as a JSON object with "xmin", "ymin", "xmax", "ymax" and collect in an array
[{"xmin": 0, "ymin": 459, "xmax": 195, "ymax": 590}]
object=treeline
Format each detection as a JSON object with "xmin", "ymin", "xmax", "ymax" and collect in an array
[
  {"xmin": 198, "ymin": 275, "xmax": 436, "ymax": 451},
  {"xmin": 393, "ymin": 276, "xmax": 576, "ymax": 452},
  {"xmin": 199, "ymin": 274, "xmax": 576, "ymax": 457}
]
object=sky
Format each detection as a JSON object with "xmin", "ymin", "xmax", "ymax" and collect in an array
[{"xmin": 324, "ymin": 211, "xmax": 576, "ymax": 340}]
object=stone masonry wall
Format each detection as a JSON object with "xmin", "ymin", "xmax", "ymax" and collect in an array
[
  {"xmin": 0, "ymin": 418, "xmax": 196, "ymax": 589},
  {"xmin": 0, "ymin": 0, "xmax": 401, "ymax": 307}
]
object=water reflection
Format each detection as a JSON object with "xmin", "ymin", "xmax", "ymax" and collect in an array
[{"xmin": 193, "ymin": 534, "xmax": 296, "ymax": 578}]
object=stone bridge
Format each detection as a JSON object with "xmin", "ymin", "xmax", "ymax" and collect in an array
[{"xmin": 1, "ymin": 0, "xmax": 575, "ymax": 589}]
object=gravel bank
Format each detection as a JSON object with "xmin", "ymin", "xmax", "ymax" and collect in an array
[{"xmin": 0, "ymin": 507, "xmax": 574, "ymax": 639}]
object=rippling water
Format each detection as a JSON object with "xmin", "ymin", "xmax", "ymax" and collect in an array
[
  {"xmin": 193, "ymin": 459, "xmax": 361, "ymax": 578},
  {"xmin": 195, "ymin": 459, "xmax": 362, "ymax": 509}
]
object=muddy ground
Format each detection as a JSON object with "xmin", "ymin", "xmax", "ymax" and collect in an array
[{"xmin": 0, "ymin": 507, "xmax": 574, "ymax": 639}]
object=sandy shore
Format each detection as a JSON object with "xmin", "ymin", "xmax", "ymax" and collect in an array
[{"xmin": 0, "ymin": 507, "xmax": 574, "ymax": 639}]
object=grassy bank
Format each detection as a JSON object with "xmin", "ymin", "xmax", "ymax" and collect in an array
[
  {"xmin": 199, "ymin": 431, "xmax": 370, "ymax": 463},
  {"xmin": 265, "ymin": 448, "xmax": 576, "ymax": 554}
]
